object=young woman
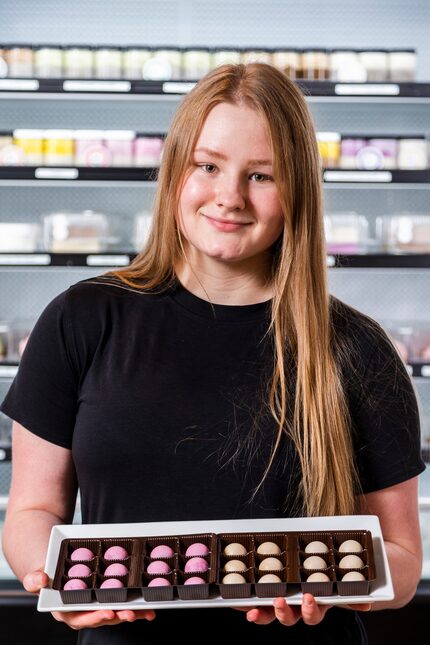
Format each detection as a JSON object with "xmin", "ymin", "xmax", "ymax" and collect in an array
[{"xmin": 1, "ymin": 63, "xmax": 424, "ymax": 645}]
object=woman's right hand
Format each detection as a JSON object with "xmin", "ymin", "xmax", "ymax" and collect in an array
[{"xmin": 23, "ymin": 569, "xmax": 156, "ymax": 630}]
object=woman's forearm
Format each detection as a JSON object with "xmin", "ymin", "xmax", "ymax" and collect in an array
[
  {"xmin": 370, "ymin": 539, "xmax": 422, "ymax": 611},
  {"xmin": 2, "ymin": 508, "xmax": 64, "ymax": 582}
]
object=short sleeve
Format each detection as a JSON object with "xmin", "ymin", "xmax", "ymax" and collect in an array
[
  {"xmin": 0, "ymin": 290, "xmax": 78, "ymax": 449},
  {"xmin": 349, "ymin": 324, "xmax": 426, "ymax": 493}
]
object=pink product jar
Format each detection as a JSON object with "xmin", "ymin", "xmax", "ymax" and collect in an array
[
  {"xmin": 74, "ymin": 130, "xmax": 111, "ymax": 167},
  {"xmin": 104, "ymin": 130, "xmax": 135, "ymax": 167},
  {"xmin": 366, "ymin": 138, "xmax": 398, "ymax": 169},
  {"xmin": 340, "ymin": 138, "xmax": 367, "ymax": 169},
  {"xmin": 134, "ymin": 136, "xmax": 164, "ymax": 167}
]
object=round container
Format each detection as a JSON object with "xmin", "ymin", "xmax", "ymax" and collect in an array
[
  {"xmin": 123, "ymin": 47, "xmax": 152, "ymax": 78},
  {"xmin": 301, "ymin": 48, "xmax": 329, "ymax": 80},
  {"xmin": 104, "ymin": 130, "xmax": 135, "ymax": 166},
  {"xmin": 0, "ymin": 49, "xmax": 8, "ymax": 78},
  {"xmin": 388, "ymin": 48, "xmax": 416, "ymax": 82},
  {"xmin": 241, "ymin": 49, "xmax": 272, "ymax": 65},
  {"xmin": 182, "ymin": 48, "xmax": 212, "ymax": 79},
  {"xmin": 64, "ymin": 46, "xmax": 94, "ymax": 78},
  {"xmin": 0, "ymin": 223, "xmax": 41, "ymax": 252},
  {"xmin": 367, "ymin": 138, "xmax": 398, "ymax": 169},
  {"xmin": 34, "ymin": 46, "xmax": 64, "ymax": 78},
  {"xmin": 0, "ymin": 132, "xmax": 13, "ymax": 156},
  {"xmin": 330, "ymin": 49, "xmax": 366, "ymax": 82},
  {"xmin": 340, "ymin": 138, "xmax": 367, "ymax": 169},
  {"xmin": 13, "ymin": 129, "xmax": 44, "ymax": 165},
  {"xmin": 134, "ymin": 136, "xmax": 164, "ymax": 167},
  {"xmin": 7, "ymin": 45, "xmax": 33, "ymax": 77},
  {"xmin": 74, "ymin": 130, "xmax": 111, "ymax": 167},
  {"xmin": 94, "ymin": 47, "xmax": 123, "ymax": 79},
  {"xmin": 142, "ymin": 48, "xmax": 182, "ymax": 80},
  {"xmin": 397, "ymin": 137, "xmax": 428, "ymax": 170},
  {"xmin": 43, "ymin": 130, "xmax": 74, "ymax": 166},
  {"xmin": 358, "ymin": 49, "xmax": 389, "ymax": 82},
  {"xmin": 212, "ymin": 48, "xmax": 242, "ymax": 67},
  {"xmin": 272, "ymin": 49, "xmax": 300, "ymax": 79}
]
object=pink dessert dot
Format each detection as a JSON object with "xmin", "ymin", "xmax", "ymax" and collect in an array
[
  {"xmin": 70, "ymin": 547, "xmax": 95, "ymax": 561},
  {"xmin": 104, "ymin": 545, "xmax": 128, "ymax": 560},
  {"xmin": 185, "ymin": 542, "xmax": 210, "ymax": 557},
  {"xmin": 67, "ymin": 564, "xmax": 92, "ymax": 577},
  {"xmin": 148, "ymin": 577, "xmax": 171, "ymax": 587},
  {"xmin": 104, "ymin": 563, "xmax": 128, "ymax": 576},
  {"xmin": 184, "ymin": 576, "xmax": 206, "ymax": 585},
  {"xmin": 147, "ymin": 560, "xmax": 171, "ymax": 574},
  {"xmin": 100, "ymin": 578, "xmax": 124, "ymax": 589},
  {"xmin": 184, "ymin": 557, "xmax": 209, "ymax": 573},
  {"xmin": 63, "ymin": 578, "xmax": 88, "ymax": 590},
  {"xmin": 150, "ymin": 544, "xmax": 174, "ymax": 558}
]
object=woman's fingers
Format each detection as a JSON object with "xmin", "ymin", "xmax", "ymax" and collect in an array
[
  {"xmin": 52, "ymin": 609, "xmax": 156, "ymax": 630},
  {"xmin": 300, "ymin": 593, "xmax": 332, "ymax": 625},
  {"xmin": 23, "ymin": 570, "xmax": 49, "ymax": 594},
  {"xmin": 245, "ymin": 606, "xmax": 276, "ymax": 625},
  {"xmin": 272, "ymin": 597, "xmax": 303, "ymax": 625},
  {"xmin": 346, "ymin": 603, "xmax": 372, "ymax": 612}
]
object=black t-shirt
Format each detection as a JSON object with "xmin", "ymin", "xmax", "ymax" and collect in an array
[{"xmin": 1, "ymin": 275, "xmax": 425, "ymax": 645}]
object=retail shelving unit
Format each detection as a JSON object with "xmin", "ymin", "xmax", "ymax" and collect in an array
[{"xmin": 0, "ymin": 3, "xmax": 429, "ymax": 620}]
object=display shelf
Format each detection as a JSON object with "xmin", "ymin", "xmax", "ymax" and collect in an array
[
  {"xmin": 0, "ymin": 365, "xmax": 18, "ymax": 379},
  {"xmin": 1, "ymin": 79, "xmax": 430, "ymax": 100},
  {"xmin": 323, "ymin": 170, "xmax": 430, "ymax": 184},
  {"xmin": 0, "ymin": 167, "xmax": 157, "ymax": 182},
  {"xmin": 327, "ymin": 254, "xmax": 430, "ymax": 269},
  {"xmin": 1, "ymin": 252, "xmax": 430, "ymax": 269},
  {"xmin": 0, "ymin": 167, "xmax": 428, "ymax": 184},
  {"xmin": 0, "ymin": 253, "xmax": 132, "ymax": 267}
]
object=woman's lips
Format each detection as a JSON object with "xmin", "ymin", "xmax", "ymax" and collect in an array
[{"xmin": 203, "ymin": 213, "xmax": 251, "ymax": 232}]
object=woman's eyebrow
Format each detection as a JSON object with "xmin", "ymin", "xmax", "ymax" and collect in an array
[{"xmin": 194, "ymin": 146, "xmax": 272, "ymax": 166}]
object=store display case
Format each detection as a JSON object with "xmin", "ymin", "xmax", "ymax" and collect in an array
[{"xmin": 0, "ymin": 1, "xmax": 429, "ymax": 617}]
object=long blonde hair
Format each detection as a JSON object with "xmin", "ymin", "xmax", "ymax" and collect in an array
[{"xmin": 114, "ymin": 63, "xmax": 360, "ymax": 516}]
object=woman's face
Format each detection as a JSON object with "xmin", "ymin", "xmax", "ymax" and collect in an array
[{"xmin": 177, "ymin": 102, "xmax": 284, "ymax": 271}]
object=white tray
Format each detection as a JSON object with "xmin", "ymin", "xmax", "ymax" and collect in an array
[{"xmin": 38, "ymin": 514, "xmax": 394, "ymax": 612}]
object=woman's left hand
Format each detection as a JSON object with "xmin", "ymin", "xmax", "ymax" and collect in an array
[{"xmin": 242, "ymin": 594, "xmax": 371, "ymax": 626}]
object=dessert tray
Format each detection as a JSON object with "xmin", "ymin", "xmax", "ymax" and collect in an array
[{"xmin": 38, "ymin": 514, "xmax": 393, "ymax": 611}]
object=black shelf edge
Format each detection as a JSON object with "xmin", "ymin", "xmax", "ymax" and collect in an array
[
  {"xmin": 323, "ymin": 169, "xmax": 430, "ymax": 184},
  {"xmin": 1, "ymin": 251, "xmax": 430, "ymax": 268},
  {"xmin": 1, "ymin": 78, "xmax": 430, "ymax": 98},
  {"xmin": 327, "ymin": 253, "xmax": 430, "ymax": 268},
  {"xmin": 0, "ymin": 252, "xmax": 134, "ymax": 266},
  {"xmin": 298, "ymin": 80, "xmax": 430, "ymax": 98},
  {"xmin": 0, "ymin": 167, "xmax": 428, "ymax": 183},
  {"xmin": 0, "ymin": 167, "xmax": 158, "ymax": 181}
]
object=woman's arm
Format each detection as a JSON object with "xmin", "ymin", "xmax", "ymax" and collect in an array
[
  {"xmin": 2, "ymin": 422, "xmax": 155, "ymax": 629},
  {"xmin": 359, "ymin": 475, "xmax": 423, "ymax": 610},
  {"xmin": 3, "ymin": 422, "xmax": 78, "ymax": 581}
]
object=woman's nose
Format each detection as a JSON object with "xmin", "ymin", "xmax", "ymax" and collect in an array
[{"xmin": 215, "ymin": 176, "xmax": 246, "ymax": 211}]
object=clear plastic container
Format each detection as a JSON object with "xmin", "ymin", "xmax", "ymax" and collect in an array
[
  {"xmin": 0, "ymin": 323, "xmax": 10, "ymax": 360},
  {"xmin": 317, "ymin": 132, "xmax": 341, "ymax": 168},
  {"xmin": 377, "ymin": 214, "xmax": 430, "ymax": 253},
  {"xmin": 43, "ymin": 210, "xmax": 109, "ymax": 253},
  {"xmin": 324, "ymin": 212, "xmax": 369, "ymax": 254},
  {"xmin": 133, "ymin": 212, "xmax": 153, "ymax": 251},
  {"xmin": 382, "ymin": 322, "xmax": 415, "ymax": 363},
  {"xmin": 7, "ymin": 318, "xmax": 34, "ymax": 361},
  {"xmin": 0, "ymin": 223, "xmax": 41, "ymax": 252}
]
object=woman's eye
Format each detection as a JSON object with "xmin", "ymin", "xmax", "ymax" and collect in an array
[
  {"xmin": 251, "ymin": 173, "xmax": 272, "ymax": 182},
  {"xmin": 201, "ymin": 164, "xmax": 217, "ymax": 173}
]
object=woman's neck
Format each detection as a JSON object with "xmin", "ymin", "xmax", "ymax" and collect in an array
[{"xmin": 175, "ymin": 257, "xmax": 273, "ymax": 305}]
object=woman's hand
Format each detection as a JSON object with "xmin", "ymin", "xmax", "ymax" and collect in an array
[
  {"xmin": 239, "ymin": 594, "xmax": 371, "ymax": 626},
  {"xmin": 23, "ymin": 569, "xmax": 156, "ymax": 630}
]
